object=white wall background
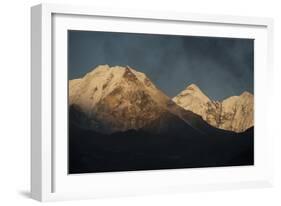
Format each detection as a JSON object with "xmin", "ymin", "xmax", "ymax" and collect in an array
[{"xmin": 0, "ymin": 0, "xmax": 280, "ymax": 205}]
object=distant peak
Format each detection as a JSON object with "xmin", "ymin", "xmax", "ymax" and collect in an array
[
  {"xmin": 185, "ymin": 84, "xmax": 201, "ymax": 92},
  {"xmin": 174, "ymin": 83, "xmax": 210, "ymax": 103},
  {"xmin": 125, "ymin": 65, "xmax": 133, "ymax": 73},
  {"xmin": 121, "ymin": 66, "xmax": 138, "ymax": 81},
  {"xmin": 240, "ymin": 91, "xmax": 253, "ymax": 98},
  {"xmin": 92, "ymin": 64, "xmax": 110, "ymax": 73},
  {"xmin": 126, "ymin": 65, "xmax": 132, "ymax": 70}
]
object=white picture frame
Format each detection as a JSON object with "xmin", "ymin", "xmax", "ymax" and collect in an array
[{"xmin": 31, "ymin": 3, "xmax": 274, "ymax": 202}]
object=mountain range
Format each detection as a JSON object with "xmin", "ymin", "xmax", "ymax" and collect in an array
[
  {"xmin": 69, "ymin": 65, "xmax": 253, "ymax": 134},
  {"xmin": 68, "ymin": 65, "xmax": 254, "ymax": 173},
  {"xmin": 173, "ymin": 84, "xmax": 253, "ymax": 132}
]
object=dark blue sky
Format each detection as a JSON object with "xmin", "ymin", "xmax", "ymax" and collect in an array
[{"xmin": 68, "ymin": 30, "xmax": 254, "ymax": 100}]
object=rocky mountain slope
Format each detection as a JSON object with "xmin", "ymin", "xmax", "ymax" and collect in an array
[
  {"xmin": 69, "ymin": 65, "xmax": 166, "ymax": 133},
  {"xmin": 173, "ymin": 84, "xmax": 254, "ymax": 132},
  {"xmin": 69, "ymin": 65, "xmax": 209, "ymax": 134}
]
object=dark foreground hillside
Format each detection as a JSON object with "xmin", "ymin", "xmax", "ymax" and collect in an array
[{"xmin": 68, "ymin": 122, "xmax": 254, "ymax": 174}]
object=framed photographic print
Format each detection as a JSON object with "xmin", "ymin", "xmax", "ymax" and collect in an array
[{"xmin": 31, "ymin": 3, "xmax": 274, "ymax": 201}]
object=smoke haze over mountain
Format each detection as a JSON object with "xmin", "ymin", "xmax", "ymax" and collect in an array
[{"xmin": 68, "ymin": 30, "xmax": 254, "ymax": 100}]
